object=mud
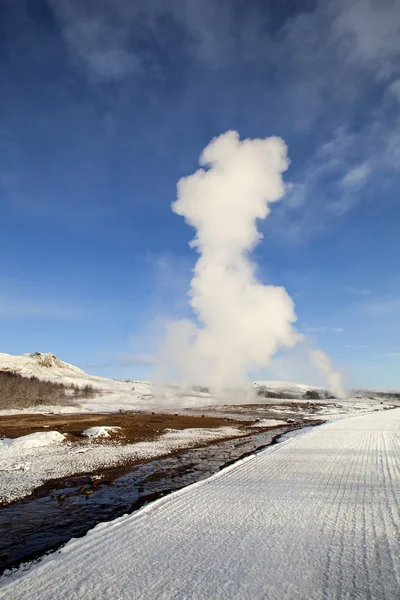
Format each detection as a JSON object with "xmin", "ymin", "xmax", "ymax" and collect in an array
[{"xmin": 0, "ymin": 412, "xmax": 241, "ymax": 444}]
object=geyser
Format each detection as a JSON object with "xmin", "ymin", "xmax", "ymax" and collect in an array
[
  {"xmin": 162, "ymin": 131, "xmax": 302, "ymax": 390},
  {"xmin": 309, "ymin": 349, "xmax": 345, "ymax": 399}
]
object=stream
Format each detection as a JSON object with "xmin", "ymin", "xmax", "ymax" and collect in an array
[{"xmin": 0, "ymin": 425, "xmax": 310, "ymax": 576}]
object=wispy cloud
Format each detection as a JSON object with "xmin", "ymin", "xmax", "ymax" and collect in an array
[
  {"xmin": 48, "ymin": 0, "xmax": 142, "ymax": 80},
  {"xmin": 20, "ymin": 0, "xmax": 400, "ymax": 240},
  {"xmin": 341, "ymin": 163, "xmax": 370, "ymax": 187},
  {"xmin": 333, "ymin": 0, "xmax": 400, "ymax": 81}
]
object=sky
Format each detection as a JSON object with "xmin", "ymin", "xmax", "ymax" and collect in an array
[{"xmin": 1, "ymin": 0, "xmax": 399, "ymax": 390}]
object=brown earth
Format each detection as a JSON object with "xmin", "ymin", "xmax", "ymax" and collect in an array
[{"xmin": 0, "ymin": 412, "xmax": 246, "ymax": 444}]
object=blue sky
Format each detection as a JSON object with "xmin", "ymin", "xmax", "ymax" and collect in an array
[{"xmin": 1, "ymin": 0, "xmax": 399, "ymax": 389}]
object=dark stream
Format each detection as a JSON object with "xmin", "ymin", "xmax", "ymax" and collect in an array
[{"xmin": 0, "ymin": 426, "xmax": 304, "ymax": 575}]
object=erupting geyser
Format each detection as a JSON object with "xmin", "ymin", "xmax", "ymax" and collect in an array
[
  {"xmin": 161, "ymin": 130, "xmax": 344, "ymax": 398},
  {"xmin": 310, "ymin": 349, "xmax": 346, "ymax": 399},
  {"xmin": 162, "ymin": 131, "xmax": 301, "ymax": 390}
]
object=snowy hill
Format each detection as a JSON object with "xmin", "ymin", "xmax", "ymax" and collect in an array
[
  {"xmin": 0, "ymin": 352, "xmax": 153, "ymax": 413},
  {"xmin": 0, "ymin": 352, "xmax": 86, "ymax": 379}
]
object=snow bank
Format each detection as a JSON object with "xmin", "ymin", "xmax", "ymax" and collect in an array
[
  {"xmin": 0, "ymin": 431, "xmax": 65, "ymax": 450},
  {"xmin": 81, "ymin": 426, "xmax": 122, "ymax": 439},
  {"xmin": 251, "ymin": 419, "xmax": 288, "ymax": 428}
]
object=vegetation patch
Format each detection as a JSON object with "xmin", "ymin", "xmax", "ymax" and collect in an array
[{"xmin": 0, "ymin": 371, "xmax": 95, "ymax": 410}]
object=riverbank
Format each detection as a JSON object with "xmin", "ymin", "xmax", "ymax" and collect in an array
[{"xmin": 0, "ymin": 423, "xmax": 302, "ymax": 575}]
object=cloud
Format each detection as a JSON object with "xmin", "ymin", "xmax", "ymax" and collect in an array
[
  {"xmin": 272, "ymin": 126, "xmax": 375, "ymax": 237},
  {"xmin": 333, "ymin": 0, "xmax": 400, "ymax": 81},
  {"xmin": 48, "ymin": 0, "xmax": 267, "ymax": 80},
  {"xmin": 388, "ymin": 79, "xmax": 400, "ymax": 102},
  {"xmin": 341, "ymin": 163, "xmax": 370, "ymax": 187},
  {"xmin": 48, "ymin": 0, "xmax": 142, "ymax": 80},
  {"xmin": 34, "ymin": 0, "xmax": 400, "ymax": 240}
]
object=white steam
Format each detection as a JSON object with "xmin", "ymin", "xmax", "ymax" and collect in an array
[
  {"xmin": 309, "ymin": 349, "xmax": 346, "ymax": 398},
  {"xmin": 162, "ymin": 130, "xmax": 302, "ymax": 389}
]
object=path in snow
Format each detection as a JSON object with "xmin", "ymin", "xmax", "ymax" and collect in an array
[{"xmin": 1, "ymin": 409, "xmax": 399, "ymax": 599}]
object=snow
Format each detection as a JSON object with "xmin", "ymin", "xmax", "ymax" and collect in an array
[
  {"xmin": 251, "ymin": 419, "xmax": 288, "ymax": 427},
  {"xmin": 81, "ymin": 426, "xmax": 122, "ymax": 439},
  {"xmin": 0, "ymin": 352, "xmax": 86, "ymax": 379},
  {"xmin": 0, "ymin": 426, "xmax": 244, "ymax": 504},
  {"xmin": 255, "ymin": 379, "xmax": 321, "ymax": 393},
  {"xmin": 1, "ymin": 352, "xmax": 398, "ymax": 415},
  {"xmin": 1, "ymin": 408, "xmax": 398, "ymax": 599},
  {"xmin": 0, "ymin": 431, "xmax": 65, "ymax": 450},
  {"xmin": 0, "ymin": 351, "xmax": 155, "ymax": 413}
]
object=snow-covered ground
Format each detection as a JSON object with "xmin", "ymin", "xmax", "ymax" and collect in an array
[
  {"xmin": 0, "ymin": 352, "xmax": 155, "ymax": 413},
  {"xmin": 81, "ymin": 426, "xmax": 122, "ymax": 439},
  {"xmin": 1, "ymin": 352, "xmax": 399, "ymax": 415},
  {"xmin": 1, "ymin": 351, "xmax": 399, "ymax": 508},
  {"xmin": 0, "ymin": 426, "xmax": 245, "ymax": 505},
  {"xmin": 1, "ymin": 408, "xmax": 398, "ymax": 599},
  {"xmin": 251, "ymin": 419, "xmax": 288, "ymax": 428}
]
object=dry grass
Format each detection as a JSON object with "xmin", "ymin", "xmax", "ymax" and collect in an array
[{"xmin": 0, "ymin": 371, "xmax": 95, "ymax": 410}]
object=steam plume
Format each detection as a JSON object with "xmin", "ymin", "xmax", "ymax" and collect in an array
[
  {"xmin": 162, "ymin": 131, "xmax": 302, "ymax": 390},
  {"xmin": 309, "ymin": 349, "xmax": 345, "ymax": 398}
]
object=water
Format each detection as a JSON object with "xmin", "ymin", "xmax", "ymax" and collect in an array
[{"xmin": 0, "ymin": 426, "xmax": 300, "ymax": 575}]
